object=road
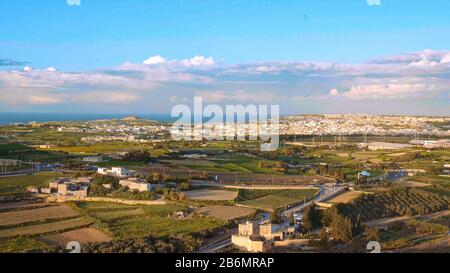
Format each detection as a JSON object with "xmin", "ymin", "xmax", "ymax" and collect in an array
[
  {"xmin": 281, "ymin": 185, "xmax": 346, "ymax": 218},
  {"xmin": 198, "ymin": 228, "xmax": 237, "ymax": 253},
  {"xmin": 199, "ymin": 238, "xmax": 233, "ymax": 253}
]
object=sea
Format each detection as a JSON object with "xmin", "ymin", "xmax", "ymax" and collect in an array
[
  {"xmin": 0, "ymin": 112, "xmax": 264, "ymax": 125},
  {"xmin": 0, "ymin": 113, "xmax": 176, "ymax": 125}
]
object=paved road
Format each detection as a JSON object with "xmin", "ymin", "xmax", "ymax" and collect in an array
[
  {"xmin": 281, "ymin": 185, "xmax": 346, "ymax": 217},
  {"xmin": 199, "ymin": 238, "xmax": 233, "ymax": 253}
]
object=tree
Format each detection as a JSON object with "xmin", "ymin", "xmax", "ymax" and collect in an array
[
  {"xmin": 270, "ymin": 210, "xmax": 282, "ymax": 224},
  {"xmin": 289, "ymin": 211, "xmax": 295, "ymax": 226},
  {"xmin": 330, "ymin": 214, "xmax": 353, "ymax": 244},
  {"xmin": 302, "ymin": 204, "xmax": 322, "ymax": 233}
]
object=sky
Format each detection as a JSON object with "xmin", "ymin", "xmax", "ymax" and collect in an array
[{"xmin": 0, "ymin": 0, "xmax": 450, "ymax": 115}]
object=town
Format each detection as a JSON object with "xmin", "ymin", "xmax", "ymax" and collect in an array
[{"xmin": 0, "ymin": 114, "xmax": 449, "ymax": 253}]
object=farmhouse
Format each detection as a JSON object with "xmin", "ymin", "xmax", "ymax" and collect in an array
[
  {"xmin": 119, "ymin": 178, "xmax": 160, "ymax": 192},
  {"xmin": 41, "ymin": 177, "xmax": 92, "ymax": 198},
  {"xmin": 97, "ymin": 167, "xmax": 131, "ymax": 177},
  {"xmin": 232, "ymin": 221, "xmax": 295, "ymax": 253}
]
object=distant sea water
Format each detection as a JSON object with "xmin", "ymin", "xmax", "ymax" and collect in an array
[{"xmin": 0, "ymin": 113, "xmax": 176, "ymax": 125}]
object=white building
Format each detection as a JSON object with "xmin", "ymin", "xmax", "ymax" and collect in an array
[
  {"xmin": 119, "ymin": 178, "xmax": 152, "ymax": 192},
  {"xmin": 97, "ymin": 167, "xmax": 109, "ymax": 175},
  {"xmin": 111, "ymin": 167, "xmax": 130, "ymax": 177},
  {"xmin": 97, "ymin": 167, "xmax": 131, "ymax": 177}
]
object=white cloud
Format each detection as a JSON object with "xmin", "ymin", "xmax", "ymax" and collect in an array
[
  {"xmin": 196, "ymin": 90, "xmax": 275, "ymax": 103},
  {"xmin": 72, "ymin": 92, "xmax": 138, "ymax": 104},
  {"xmin": 181, "ymin": 56, "xmax": 215, "ymax": 66},
  {"xmin": 367, "ymin": 0, "xmax": 381, "ymax": 6},
  {"xmin": 441, "ymin": 53, "xmax": 450, "ymax": 64},
  {"xmin": 340, "ymin": 82, "xmax": 438, "ymax": 100},
  {"xmin": 329, "ymin": 88, "xmax": 339, "ymax": 96},
  {"xmin": 1, "ymin": 50, "xmax": 450, "ymax": 109},
  {"xmin": 143, "ymin": 55, "xmax": 167, "ymax": 65},
  {"xmin": 27, "ymin": 95, "xmax": 66, "ymax": 104}
]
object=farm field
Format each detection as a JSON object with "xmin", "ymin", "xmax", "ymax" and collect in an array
[
  {"xmin": 72, "ymin": 201, "xmax": 226, "ymax": 239},
  {"xmin": 395, "ymin": 180, "xmax": 431, "ymax": 188},
  {"xmin": 237, "ymin": 189, "xmax": 319, "ymax": 211},
  {"xmin": 0, "ymin": 172, "xmax": 62, "ymax": 198},
  {"xmin": 0, "ymin": 202, "xmax": 55, "ymax": 212},
  {"xmin": 0, "ymin": 237, "xmax": 53, "ymax": 253},
  {"xmin": 0, "ymin": 204, "xmax": 79, "ymax": 227},
  {"xmin": 327, "ymin": 191, "xmax": 365, "ymax": 204},
  {"xmin": 342, "ymin": 188, "xmax": 449, "ymax": 222},
  {"xmin": 184, "ymin": 189, "xmax": 238, "ymax": 201},
  {"xmin": 40, "ymin": 228, "xmax": 112, "ymax": 246},
  {"xmin": 196, "ymin": 206, "xmax": 255, "ymax": 220},
  {"xmin": 0, "ymin": 217, "xmax": 93, "ymax": 238}
]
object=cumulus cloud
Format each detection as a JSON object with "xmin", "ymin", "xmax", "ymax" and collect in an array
[
  {"xmin": 196, "ymin": 90, "xmax": 276, "ymax": 103},
  {"xmin": 143, "ymin": 55, "xmax": 167, "ymax": 65},
  {"xmin": 181, "ymin": 56, "xmax": 215, "ymax": 67},
  {"xmin": 329, "ymin": 88, "xmax": 339, "ymax": 96},
  {"xmin": 0, "ymin": 51, "xmax": 449, "ymax": 109}
]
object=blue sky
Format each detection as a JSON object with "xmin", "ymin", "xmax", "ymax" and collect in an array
[{"xmin": 1, "ymin": 0, "xmax": 450, "ymax": 115}]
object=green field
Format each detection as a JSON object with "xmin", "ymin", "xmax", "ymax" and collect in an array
[
  {"xmin": 0, "ymin": 237, "xmax": 54, "ymax": 253},
  {"xmin": 72, "ymin": 202, "xmax": 225, "ymax": 239},
  {"xmin": 0, "ymin": 172, "xmax": 62, "ymax": 197},
  {"xmin": 237, "ymin": 189, "xmax": 319, "ymax": 211},
  {"xmin": 0, "ymin": 143, "xmax": 67, "ymax": 161}
]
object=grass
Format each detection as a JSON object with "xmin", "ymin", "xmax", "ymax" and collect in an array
[
  {"xmin": 72, "ymin": 201, "xmax": 224, "ymax": 239},
  {"xmin": 237, "ymin": 189, "xmax": 319, "ymax": 211},
  {"xmin": 0, "ymin": 237, "xmax": 54, "ymax": 253},
  {"xmin": 0, "ymin": 217, "xmax": 93, "ymax": 238},
  {"xmin": 0, "ymin": 143, "xmax": 67, "ymax": 161},
  {"xmin": 47, "ymin": 142, "xmax": 168, "ymax": 156},
  {"xmin": 108, "ymin": 216, "xmax": 223, "ymax": 239},
  {"xmin": 0, "ymin": 172, "xmax": 62, "ymax": 197}
]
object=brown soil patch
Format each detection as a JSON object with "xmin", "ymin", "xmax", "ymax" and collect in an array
[
  {"xmin": 196, "ymin": 206, "xmax": 255, "ymax": 220},
  {"xmin": 0, "ymin": 204, "xmax": 79, "ymax": 227},
  {"xmin": 40, "ymin": 228, "xmax": 112, "ymax": 246}
]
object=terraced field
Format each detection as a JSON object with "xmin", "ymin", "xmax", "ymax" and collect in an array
[
  {"xmin": 0, "ymin": 217, "xmax": 93, "ymax": 238},
  {"xmin": 184, "ymin": 189, "xmax": 238, "ymax": 201},
  {"xmin": 0, "ymin": 172, "xmax": 62, "ymax": 198},
  {"xmin": 41, "ymin": 228, "xmax": 112, "ymax": 246},
  {"xmin": 196, "ymin": 206, "xmax": 255, "ymax": 220},
  {"xmin": 237, "ymin": 189, "xmax": 319, "ymax": 211},
  {"xmin": 0, "ymin": 204, "xmax": 79, "ymax": 227},
  {"xmin": 72, "ymin": 201, "xmax": 225, "ymax": 239}
]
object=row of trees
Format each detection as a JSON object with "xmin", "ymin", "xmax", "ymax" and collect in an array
[
  {"xmin": 342, "ymin": 188, "xmax": 449, "ymax": 222},
  {"xmin": 301, "ymin": 204, "xmax": 376, "ymax": 245}
]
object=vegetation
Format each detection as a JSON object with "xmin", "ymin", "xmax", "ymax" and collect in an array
[
  {"xmin": 236, "ymin": 189, "xmax": 319, "ymax": 211},
  {"xmin": 0, "ymin": 172, "xmax": 62, "ymax": 199},
  {"xmin": 338, "ymin": 188, "xmax": 449, "ymax": 222}
]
